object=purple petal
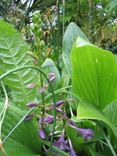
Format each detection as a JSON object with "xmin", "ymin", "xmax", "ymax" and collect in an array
[
  {"xmin": 56, "ymin": 108, "xmax": 62, "ymax": 112},
  {"xmin": 39, "ymin": 117, "xmax": 44, "ymax": 124},
  {"xmin": 26, "ymin": 102, "xmax": 38, "ymax": 108},
  {"xmin": 49, "ymin": 76, "xmax": 56, "ymax": 82},
  {"xmin": 77, "ymin": 128, "xmax": 93, "ymax": 140},
  {"xmin": 39, "ymin": 115, "xmax": 54, "ymax": 124},
  {"xmin": 69, "ymin": 139, "xmax": 77, "ymax": 156},
  {"xmin": 69, "ymin": 148, "xmax": 77, "ymax": 156},
  {"xmin": 53, "ymin": 139, "xmax": 69, "ymax": 151},
  {"xmin": 69, "ymin": 124, "xmax": 93, "ymax": 140},
  {"xmin": 46, "ymin": 106, "xmax": 62, "ymax": 113},
  {"xmin": 49, "ymin": 100, "xmax": 64, "ymax": 109},
  {"xmin": 43, "ymin": 115, "xmax": 54, "ymax": 124},
  {"xmin": 25, "ymin": 114, "xmax": 33, "ymax": 121},
  {"xmin": 56, "ymin": 100, "xmax": 64, "ymax": 106},
  {"xmin": 39, "ymin": 87, "xmax": 45, "ymax": 94},
  {"xmin": 48, "ymin": 72, "xmax": 55, "ymax": 78},
  {"xmin": 39, "ymin": 127, "xmax": 46, "ymax": 139},
  {"xmin": 53, "ymin": 131, "xmax": 69, "ymax": 151},
  {"xmin": 26, "ymin": 83, "xmax": 36, "ymax": 89},
  {"xmin": 68, "ymin": 120, "xmax": 76, "ymax": 127}
]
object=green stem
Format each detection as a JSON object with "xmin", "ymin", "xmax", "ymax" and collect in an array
[
  {"xmin": 98, "ymin": 122, "xmax": 116, "ymax": 156},
  {"xmin": 102, "ymin": 131, "xmax": 116, "ymax": 156},
  {"xmin": 0, "ymin": 65, "xmax": 56, "ymax": 154},
  {"xmin": 2, "ymin": 85, "xmax": 72, "ymax": 144},
  {"xmin": 42, "ymin": 140, "xmax": 69, "ymax": 156},
  {"xmin": 40, "ymin": 73, "xmax": 45, "ymax": 121}
]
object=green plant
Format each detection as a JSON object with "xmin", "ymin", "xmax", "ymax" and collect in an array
[
  {"xmin": 1, "ymin": 17, "xmax": 117, "ymax": 156},
  {"xmin": 71, "ymin": 37, "xmax": 117, "ymax": 155}
]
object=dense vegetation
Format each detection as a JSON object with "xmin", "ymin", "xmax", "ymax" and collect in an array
[{"xmin": 0, "ymin": 0, "xmax": 117, "ymax": 156}]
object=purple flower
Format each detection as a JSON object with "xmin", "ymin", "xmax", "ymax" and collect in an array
[
  {"xmin": 68, "ymin": 120, "xmax": 76, "ymax": 127},
  {"xmin": 46, "ymin": 106, "xmax": 62, "ymax": 113},
  {"xmin": 39, "ymin": 127, "xmax": 46, "ymax": 139},
  {"xmin": 53, "ymin": 131, "xmax": 69, "ymax": 151},
  {"xmin": 25, "ymin": 114, "xmax": 33, "ymax": 121},
  {"xmin": 39, "ymin": 115, "xmax": 54, "ymax": 124},
  {"xmin": 56, "ymin": 108, "xmax": 62, "ymax": 112},
  {"xmin": 49, "ymin": 76, "xmax": 56, "ymax": 82},
  {"xmin": 48, "ymin": 72, "xmax": 56, "ymax": 82},
  {"xmin": 77, "ymin": 128, "xmax": 93, "ymax": 140},
  {"xmin": 43, "ymin": 115, "xmax": 54, "ymax": 124},
  {"xmin": 26, "ymin": 83, "xmax": 36, "ymax": 89},
  {"xmin": 26, "ymin": 102, "xmax": 38, "ymax": 108},
  {"xmin": 49, "ymin": 100, "xmax": 64, "ymax": 109},
  {"xmin": 39, "ymin": 87, "xmax": 45, "ymax": 94},
  {"xmin": 68, "ymin": 139, "xmax": 77, "ymax": 156},
  {"xmin": 56, "ymin": 100, "xmax": 64, "ymax": 106},
  {"xmin": 48, "ymin": 72, "xmax": 55, "ymax": 78},
  {"xmin": 69, "ymin": 120, "xmax": 93, "ymax": 140}
]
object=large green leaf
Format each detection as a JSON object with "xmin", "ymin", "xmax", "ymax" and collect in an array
[
  {"xmin": 71, "ymin": 37, "xmax": 117, "ymax": 137},
  {"xmin": 71, "ymin": 37, "xmax": 117, "ymax": 109},
  {"xmin": 0, "ymin": 20, "xmax": 36, "ymax": 105},
  {"xmin": 62, "ymin": 22, "xmax": 88, "ymax": 77},
  {"xmin": 0, "ymin": 104, "xmax": 41, "ymax": 156},
  {"xmin": 77, "ymin": 102, "xmax": 117, "ymax": 137}
]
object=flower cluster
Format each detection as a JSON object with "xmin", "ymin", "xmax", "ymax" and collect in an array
[{"xmin": 25, "ymin": 72, "xmax": 94, "ymax": 155}]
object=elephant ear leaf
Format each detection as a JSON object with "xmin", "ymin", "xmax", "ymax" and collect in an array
[
  {"xmin": 71, "ymin": 37, "xmax": 117, "ymax": 137},
  {"xmin": 71, "ymin": 37, "xmax": 117, "ymax": 109},
  {"xmin": 62, "ymin": 22, "xmax": 88, "ymax": 77},
  {"xmin": 0, "ymin": 20, "xmax": 36, "ymax": 105},
  {"xmin": 77, "ymin": 102, "xmax": 117, "ymax": 137},
  {"xmin": 0, "ymin": 104, "xmax": 41, "ymax": 156}
]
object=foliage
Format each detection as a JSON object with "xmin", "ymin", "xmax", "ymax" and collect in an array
[
  {"xmin": 0, "ymin": 104, "xmax": 41, "ymax": 156},
  {"xmin": 0, "ymin": 1, "xmax": 117, "ymax": 155},
  {"xmin": 0, "ymin": 20, "xmax": 36, "ymax": 105},
  {"xmin": 62, "ymin": 22, "xmax": 88, "ymax": 77}
]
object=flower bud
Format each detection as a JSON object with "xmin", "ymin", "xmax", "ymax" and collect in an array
[
  {"xmin": 48, "ymin": 72, "xmax": 55, "ymax": 78},
  {"xmin": 77, "ymin": 128, "xmax": 93, "ymax": 140},
  {"xmin": 56, "ymin": 100, "xmax": 64, "ymax": 106},
  {"xmin": 69, "ymin": 122, "xmax": 93, "ymax": 141},
  {"xmin": 39, "ymin": 127, "xmax": 46, "ymax": 139},
  {"xmin": 25, "ymin": 114, "xmax": 33, "ymax": 121},
  {"xmin": 39, "ymin": 115, "xmax": 54, "ymax": 124},
  {"xmin": 26, "ymin": 102, "xmax": 38, "ymax": 108},
  {"xmin": 39, "ymin": 87, "xmax": 45, "ymax": 94},
  {"xmin": 48, "ymin": 72, "xmax": 56, "ymax": 82},
  {"xmin": 26, "ymin": 83, "xmax": 36, "ymax": 89}
]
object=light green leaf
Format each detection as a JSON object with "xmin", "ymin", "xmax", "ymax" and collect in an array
[
  {"xmin": 62, "ymin": 22, "xmax": 88, "ymax": 77},
  {"xmin": 0, "ymin": 20, "xmax": 36, "ymax": 105},
  {"xmin": 61, "ymin": 67, "xmax": 70, "ymax": 87},
  {"xmin": 0, "ymin": 104, "xmax": 41, "ymax": 156},
  {"xmin": 77, "ymin": 102, "xmax": 117, "ymax": 137},
  {"xmin": 106, "ymin": 0, "xmax": 117, "ymax": 12},
  {"xmin": 71, "ymin": 37, "xmax": 117, "ymax": 109},
  {"xmin": 104, "ymin": 102, "xmax": 117, "ymax": 127}
]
